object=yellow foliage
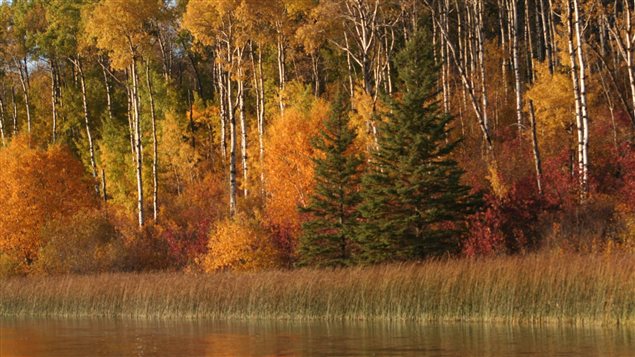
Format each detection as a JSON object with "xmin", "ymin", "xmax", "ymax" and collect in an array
[
  {"xmin": 349, "ymin": 85, "xmax": 376, "ymax": 150},
  {"xmin": 486, "ymin": 164, "xmax": 509, "ymax": 199},
  {"xmin": 160, "ymin": 111, "xmax": 201, "ymax": 187},
  {"xmin": 203, "ymin": 214, "xmax": 278, "ymax": 272},
  {"xmin": 84, "ymin": 0, "xmax": 161, "ymax": 69},
  {"xmin": 182, "ymin": 0, "xmax": 240, "ymax": 47},
  {"xmin": 525, "ymin": 63, "xmax": 575, "ymax": 154}
]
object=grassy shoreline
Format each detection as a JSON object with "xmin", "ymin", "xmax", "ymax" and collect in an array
[{"xmin": 1, "ymin": 253, "xmax": 634, "ymax": 325}]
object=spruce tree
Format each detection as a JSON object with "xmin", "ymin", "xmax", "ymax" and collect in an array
[
  {"xmin": 298, "ymin": 97, "xmax": 364, "ymax": 267},
  {"xmin": 355, "ymin": 31, "xmax": 481, "ymax": 264}
]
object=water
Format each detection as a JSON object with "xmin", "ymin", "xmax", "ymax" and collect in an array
[{"xmin": 1, "ymin": 318, "xmax": 633, "ymax": 356}]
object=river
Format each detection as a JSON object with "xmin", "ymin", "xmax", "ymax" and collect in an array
[{"xmin": 1, "ymin": 318, "xmax": 633, "ymax": 356}]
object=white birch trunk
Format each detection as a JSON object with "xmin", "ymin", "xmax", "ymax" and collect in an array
[
  {"xmin": 573, "ymin": 0, "xmax": 589, "ymax": 197},
  {"xmin": 75, "ymin": 57, "xmax": 99, "ymax": 195},
  {"xmin": 277, "ymin": 31, "xmax": 286, "ymax": 116},
  {"xmin": 476, "ymin": 0, "xmax": 489, "ymax": 131},
  {"xmin": 566, "ymin": 0, "xmax": 586, "ymax": 199},
  {"xmin": 11, "ymin": 87, "xmax": 17, "ymax": 136},
  {"xmin": 16, "ymin": 58, "xmax": 31, "ymax": 134},
  {"xmin": 237, "ymin": 49, "xmax": 248, "ymax": 198},
  {"xmin": 145, "ymin": 62, "xmax": 159, "ymax": 222},
  {"xmin": 227, "ymin": 43, "xmax": 237, "ymax": 217},
  {"xmin": 529, "ymin": 100, "xmax": 543, "ymax": 195},
  {"xmin": 131, "ymin": 57, "xmax": 145, "ymax": 227},
  {"xmin": 50, "ymin": 61, "xmax": 58, "ymax": 143},
  {"xmin": 508, "ymin": 0, "xmax": 524, "ymax": 135}
]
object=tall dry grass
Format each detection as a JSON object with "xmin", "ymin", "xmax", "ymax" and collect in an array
[{"xmin": 1, "ymin": 253, "xmax": 634, "ymax": 325}]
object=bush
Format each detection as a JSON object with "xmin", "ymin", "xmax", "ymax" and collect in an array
[
  {"xmin": 0, "ymin": 253, "xmax": 23, "ymax": 278},
  {"xmin": 33, "ymin": 210, "xmax": 125, "ymax": 275},
  {"xmin": 202, "ymin": 214, "xmax": 279, "ymax": 272},
  {"xmin": 0, "ymin": 137, "xmax": 98, "ymax": 268}
]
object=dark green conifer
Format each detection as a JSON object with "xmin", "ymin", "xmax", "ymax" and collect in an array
[
  {"xmin": 299, "ymin": 96, "xmax": 364, "ymax": 267},
  {"xmin": 355, "ymin": 31, "xmax": 481, "ymax": 264}
]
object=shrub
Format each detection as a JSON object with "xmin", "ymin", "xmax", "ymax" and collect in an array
[
  {"xmin": 34, "ymin": 210, "xmax": 125, "ymax": 275},
  {"xmin": 0, "ymin": 253, "xmax": 23, "ymax": 278},
  {"xmin": 203, "ymin": 214, "xmax": 279, "ymax": 272}
]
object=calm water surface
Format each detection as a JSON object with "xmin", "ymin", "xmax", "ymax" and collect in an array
[{"xmin": 0, "ymin": 318, "xmax": 633, "ymax": 356}]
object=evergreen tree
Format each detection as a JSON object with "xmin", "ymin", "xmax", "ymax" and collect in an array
[
  {"xmin": 298, "ymin": 96, "xmax": 364, "ymax": 267},
  {"xmin": 355, "ymin": 31, "xmax": 481, "ymax": 264}
]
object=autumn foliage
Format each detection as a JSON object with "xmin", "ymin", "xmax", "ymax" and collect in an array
[
  {"xmin": 0, "ymin": 137, "xmax": 98, "ymax": 272},
  {"xmin": 2, "ymin": 0, "xmax": 635, "ymax": 277}
]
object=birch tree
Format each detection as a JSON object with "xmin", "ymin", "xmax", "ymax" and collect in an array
[
  {"xmin": 86, "ymin": 0, "xmax": 162, "ymax": 227},
  {"xmin": 183, "ymin": 0, "xmax": 243, "ymax": 216}
]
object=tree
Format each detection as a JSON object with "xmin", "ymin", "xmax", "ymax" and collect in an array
[
  {"xmin": 85, "ymin": 0, "xmax": 162, "ymax": 227},
  {"xmin": 356, "ymin": 33, "xmax": 481, "ymax": 263},
  {"xmin": 298, "ymin": 95, "xmax": 364, "ymax": 267},
  {"xmin": 183, "ymin": 0, "xmax": 243, "ymax": 216},
  {"xmin": 0, "ymin": 137, "xmax": 98, "ymax": 271},
  {"xmin": 263, "ymin": 93, "xmax": 330, "ymax": 260}
]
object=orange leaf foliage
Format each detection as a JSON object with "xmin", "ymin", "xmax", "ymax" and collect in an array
[
  {"xmin": 262, "ymin": 99, "xmax": 329, "ymax": 241},
  {"xmin": 0, "ymin": 137, "xmax": 98, "ymax": 269}
]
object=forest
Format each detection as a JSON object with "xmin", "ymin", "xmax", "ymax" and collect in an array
[{"xmin": 0, "ymin": 0, "xmax": 634, "ymax": 276}]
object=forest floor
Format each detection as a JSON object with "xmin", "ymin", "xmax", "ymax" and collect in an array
[{"xmin": 1, "ymin": 253, "xmax": 634, "ymax": 325}]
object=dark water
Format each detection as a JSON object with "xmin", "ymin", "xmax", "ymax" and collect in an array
[{"xmin": 0, "ymin": 318, "xmax": 633, "ymax": 356}]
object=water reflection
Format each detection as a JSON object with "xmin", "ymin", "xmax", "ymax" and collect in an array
[{"xmin": 1, "ymin": 318, "xmax": 633, "ymax": 356}]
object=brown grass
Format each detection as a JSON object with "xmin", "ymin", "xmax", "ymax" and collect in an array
[{"xmin": 1, "ymin": 253, "xmax": 634, "ymax": 325}]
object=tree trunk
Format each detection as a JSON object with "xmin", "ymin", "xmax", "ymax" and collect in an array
[
  {"xmin": 146, "ymin": 62, "xmax": 159, "ymax": 223},
  {"xmin": 539, "ymin": 0, "xmax": 554, "ymax": 74},
  {"xmin": 100, "ymin": 58, "xmax": 114, "ymax": 121},
  {"xmin": 101, "ymin": 168, "xmax": 108, "ymax": 202},
  {"xmin": 251, "ymin": 43, "xmax": 266, "ymax": 195},
  {"xmin": 227, "ymin": 44, "xmax": 237, "ymax": 217},
  {"xmin": 277, "ymin": 32, "xmax": 286, "ymax": 116},
  {"xmin": 567, "ymin": 0, "xmax": 587, "ymax": 200},
  {"xmin": 75, "ymin": 57, "xmax": 99, "ymax": 195},
  {"xmin": 476, "ymin": 0, "xmax": 489, "ymax": 131},
  {"xmin": 425, "ymin": 1, "xmax": 493, "ymax": 148},
  {"xmin": 237, "ymin": 49, "xmax": 248, "ymax": 198},
  {"xmin": 508, "ymin": 0, "xmax": 524, "ymax": 136},
  {"xmin": 16, "ymin": 58, "xmax": 31, "ymax": 134},
  {"xmin": 11, "ymin": 87, "xmax": 17, "ymax": 136},
  {"xmin": 130, "ymin": 57, "xmax": 145, "ymax": 228},
  {"xmin": 0, "ymin": 95, "xmax": 5, "ymax": 146},
  {"xmin": 572, "ymin": 0, "xmax": 589, "ymax": 198},
  {"xmin": 344, "ymin": 31, "xmax": 355, "ymax": 98},
  {"xmin": 609, "ymin": 0, "xmax": 635, "ymax": 129},
  {"xmin": 125, "ymin": 78, "xmax": 136, "ymax": 160},
  {"xmin": 529, "ymin": 100, "xmax": 543, "ymax": 195},
  {"xmin": 50, "ymin": 60, "xmax": 59, "ymax": 143},
  {"xmin": 311, "ymin": 52, "xmax": 321, "ymax": 96},
  {"xmin": 524, "ymin": 0, "xmax": 536, "ymax": 83},
  {"xmin": 216, "ymin": 60, "xmax": 227, "ymax": 161}
]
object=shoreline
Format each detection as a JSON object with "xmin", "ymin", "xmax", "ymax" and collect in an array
[{"xmin": 2, "ymin": 254, "xmax": 634, "ymax": 326}]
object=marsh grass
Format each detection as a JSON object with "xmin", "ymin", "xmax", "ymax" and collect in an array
[{"xmin": 1, "ymin": 253, "xmax": 634, "ymax": 325}]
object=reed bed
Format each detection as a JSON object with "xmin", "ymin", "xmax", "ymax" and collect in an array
[{"xmin": 1, "ymin": 253, "xmax": 634, "ymax": 325}]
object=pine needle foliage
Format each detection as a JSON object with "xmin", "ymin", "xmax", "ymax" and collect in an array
[
  {"xmin": 355, "ymin": 31, "xmax": 481, "ymax": 264},
  {"xmin": 299, "ymin": 96, "xmax": 364, "ymax": 267}
]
